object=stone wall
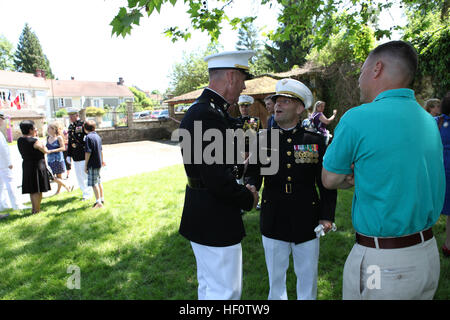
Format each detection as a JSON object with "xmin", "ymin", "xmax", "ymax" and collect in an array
[
  {"xmin": 97, "ymin": 119, "xmax": 179, "ymax": 145},
  {"xmin": 0, "ymin": 116, "xmax": 46, "ymax": 141}
]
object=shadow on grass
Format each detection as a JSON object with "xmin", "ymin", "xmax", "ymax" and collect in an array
[
  {"xmin": 57, "ymin": 227, "xmax": 199, "ymax": 300},
  {"xmin": 0, "ymin": 180, "xmax": 448, "ymax": 300},
  {"xmin": 0, "ymin": 195, "xmax": 88, "ymax": 224}
]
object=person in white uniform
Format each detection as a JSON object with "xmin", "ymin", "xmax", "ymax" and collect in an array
[{"xmin": 0, "ymin": 112, "xmax": 25, "ymax": 218}]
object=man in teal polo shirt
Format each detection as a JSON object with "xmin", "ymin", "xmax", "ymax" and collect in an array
[{"xmin": 322, "ymin": 40, "xmax": 444, "ymax": 300}]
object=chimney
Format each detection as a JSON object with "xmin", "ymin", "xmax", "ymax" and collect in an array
[
  {"xmin": 117, "ymin": 77, "xmax": 124, "ymax": 85},
  {"xmin": 34, "ymin": 69, "xmax": 46, "ymax": 78}
]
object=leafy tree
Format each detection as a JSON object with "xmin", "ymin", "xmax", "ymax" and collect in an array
[
  {"xmin": 402, "ymin": 7, "xmax": 449, "ymax": 97},
  {"xmin": 129, "ymin": 86, "xmax": 158, "ymax": 110},
  {"xmin": 259, "ymin": 1, "xmax": 316, "ymax": 73},
  {"xmin": 166, "ymin": 44, "xmax": 221, "ymax": 96},
  {"xmin": 110, "ymin": 0, "xmax": 449, "ymax": 55},
  {"xmin": 235, "ymin": 21, "xmax": 271, "ymax": 75},
  {"xmin": 307, "ymin": 25, "xmax": 376, "ymax": 67},
  {"xmin": 236, "ymin": 20, "xmax": 261, "ymax": 52},
  {"xmin": 0, "ymin": 35, "xmax": 15, "ymax": 71},
  {"xmin": 263, "ymin": 28, "xmax": 312, "ymax": 73},
  {"xmin": 14, "ymin": 23, "xmax": 54, "ymax": 78},
  {"xmin": 167, "ymin": 50, "xmax": 208, "ymax": 96},
  {"xmin": 109, "ymin": 1, "xmax": 400, "ymax": 45},
  {"xmin": 402, "ymin": 0, "xmax": 449, "ymax": 21}
]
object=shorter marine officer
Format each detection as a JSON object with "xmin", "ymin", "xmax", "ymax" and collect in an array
[
  {"xmin": 247, "ymin": 78, "xmax": 337, "ymax": 300},
  {"xmin": 67, "ymin": 107, "xmax": 92, "ymax": 200}
]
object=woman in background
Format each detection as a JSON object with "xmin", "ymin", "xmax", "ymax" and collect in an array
[
  {"xmin": 425, "ymin": 98, "xmax": 441, "ymax": 117},
  {"xmin": 46, "ymin": 122, "xmax": 73, "ymax": 195},
  {"xmin": 17, "ymin": 120, "xmax": 51, "ymax": 214},
  {"xmin": 436, "ymin": 92, "xmax": 450, "ymax": 257},
  {"xmin": 63, "ymin": 127, "xmax": 71, "ymax": 179},
  {"xmin": 306, "ymin": 100, "xmax": 337, "ymax": 145}
]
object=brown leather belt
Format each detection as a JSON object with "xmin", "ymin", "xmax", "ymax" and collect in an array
[{"xmin": 355, "ymin": 227, "xmax": 433, "ymax": 249}]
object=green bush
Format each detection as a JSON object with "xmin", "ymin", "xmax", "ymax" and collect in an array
[
  {"xmin": 55, "ymin": 108, "xmax": 67, "ymax": 118},
  {"xmin": 85, "ymin": 106, "xmax": 105, "ymax": 116}
]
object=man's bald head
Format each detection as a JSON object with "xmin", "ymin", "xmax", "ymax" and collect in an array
[{"xmin": 368, "ymin": 40, "xmax": 418, "ymax": 87}]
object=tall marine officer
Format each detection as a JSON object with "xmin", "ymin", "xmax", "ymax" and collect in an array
[{"xmin": 177, "ymin": 50, "xmax": 259, "ymax": 300}]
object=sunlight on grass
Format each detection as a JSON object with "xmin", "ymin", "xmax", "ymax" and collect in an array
[{"xmin": 0, "ymin": 164, "xmax": 448, "ymax": 300}]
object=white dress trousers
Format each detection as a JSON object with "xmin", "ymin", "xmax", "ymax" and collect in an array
[
  {"xmin": 262, "ymin": 235, "xmax": 319, "ymax": 300},
  {"xmin": 73, "ymin": 160, "xmax": 92, "ymax": 199},
  {"xmin": 190, "ymin": 241, "xmax": 242, "ymax": 300},
  {"xmin": 0, "ymin": 167, "xmax": 22, "ymax": 210}
]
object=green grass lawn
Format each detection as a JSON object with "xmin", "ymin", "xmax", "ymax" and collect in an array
[{"xmin": 0, "ymin": 164, "xmax": 448, "ymax": 299}]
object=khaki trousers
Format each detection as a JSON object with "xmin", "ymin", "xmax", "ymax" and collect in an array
[{"xmin": 343, "ymin": 237, "xmax": 440, "ymax": 300}]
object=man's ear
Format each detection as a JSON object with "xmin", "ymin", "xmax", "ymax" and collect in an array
[
  {"xmin": 296, "ymin": 101, "xmax": 305, "ymax": 116},
  {"xmin": 373, "ymin": 60, "xmax": 384, "ymax": 79},
  {"xmin": 225, "ymin": 70, "xmax": 234, "ymax": 86}
]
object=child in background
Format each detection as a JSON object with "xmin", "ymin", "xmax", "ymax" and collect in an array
[
  {"xmin": 62, "ymin": 127, "xmax": 71, "ymax": 179},
  {"xmin": 83, "ymin": 120, "xmax": 105, "ymax": 208}
]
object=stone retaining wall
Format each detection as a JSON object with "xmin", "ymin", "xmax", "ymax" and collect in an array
[{"xmin": 97, "ymin": 119, "xmax": 179, "ymax": 145}]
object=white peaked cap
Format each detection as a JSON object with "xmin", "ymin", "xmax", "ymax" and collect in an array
[
  {"xmin": 66, "ymin": 107, "xmax": 80, "ymax": 114},
  {"xmin": 272, "ymin": 78, "xmax": 314, "ymax": 109},
  {"xmin": 204, "ymin": 50, "xmax": 255, "ymax": 71},
  {"xmin": 238, "ymin": 95, "xmax": 254, "ymax": 105}
]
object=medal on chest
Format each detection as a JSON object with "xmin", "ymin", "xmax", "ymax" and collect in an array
[{"xmin": 294, "ymin": 144, "xmax": 319, "ymax": 164}]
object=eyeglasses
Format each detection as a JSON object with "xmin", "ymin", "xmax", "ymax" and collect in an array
[{"xmin": 276, "ymin": 98, "xmax": 294, "ymax": 105}]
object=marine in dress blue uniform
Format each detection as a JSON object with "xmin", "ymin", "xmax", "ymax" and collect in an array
[
  {"xmin": 178, "ymin": 50, "xmax": 258, "ymax": 300},
  {"xmin": 234, "ymin": 95, "xmax": 261, "ymax": 186},
  {"xmin": 67, "ymin": 108, "xmax": 92, "ymax": 200}
]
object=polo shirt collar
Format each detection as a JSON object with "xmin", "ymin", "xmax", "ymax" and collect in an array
[{"xmin": 373, "ymin": 88, "xmax": 415, "ymax": 102}]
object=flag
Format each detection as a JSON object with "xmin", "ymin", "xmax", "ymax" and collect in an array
[
  {"xmin": 7, "ymin": 91, "xmax": 12, "ymax": 107},
  {"xmin": 13, "ymin": 95, "xmax": 21, "ymax": 110}
]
